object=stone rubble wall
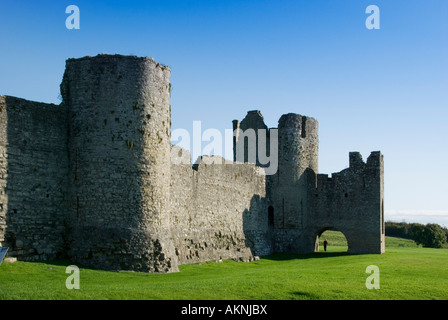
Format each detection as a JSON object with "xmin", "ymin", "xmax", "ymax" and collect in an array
[
  {"xmin": 170, "ymin": 146, "xmax": 269, "ymax": 264},
  {"xmin": 0, "ymin": 95, "xmax": 69, "ymax": 260}
]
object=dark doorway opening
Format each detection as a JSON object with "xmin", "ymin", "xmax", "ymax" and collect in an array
[{"xmin": 268, "ymin": 206, "xmax": 274, "ymax": 227}]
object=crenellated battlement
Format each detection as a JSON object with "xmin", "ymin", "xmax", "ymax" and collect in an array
[{"xmin": 349, "ymin": 151, "xmax": 383, "ymax": 171}]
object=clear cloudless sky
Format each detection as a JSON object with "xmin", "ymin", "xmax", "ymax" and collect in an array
[{"xmin": 0, "ymin": 0, "xmax": 447, "ymax": 226}]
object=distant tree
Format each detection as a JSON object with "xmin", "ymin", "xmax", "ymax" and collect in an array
[
  {"xmin": 409, "ymin": 223, "xmax": 426, "ymax": 246},
  {"xmin": 385, "ymin": 221, "xmax": 412, "ymax": 239},
  {"xmin": 424, "ymin": 224, "xmax": 447, "ymax": 248},
  {"xmin": 386, "ymin": 221, "xmax": 447, "ymax": 248},
  {"xmin": 410, "ymin": 223, "xmax": 447, "ymax": 248},
  {"xmin": 442, "ymin": 226, "xmax": 448, "ymax": 242}
]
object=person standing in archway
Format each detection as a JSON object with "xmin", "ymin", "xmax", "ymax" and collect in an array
[{"xmin": 323, "ymin": 239, "xmax": 328, "ymax": 252}]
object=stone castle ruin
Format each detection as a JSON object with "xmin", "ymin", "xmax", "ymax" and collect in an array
[{"xmin": 0, "ymin": 54, "xmax": 385, "ymax": 272}]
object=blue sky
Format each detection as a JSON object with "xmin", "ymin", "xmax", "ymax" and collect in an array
[{"xmin": 1, "ymin": 0, "xmax": 447, "ymax": 226}]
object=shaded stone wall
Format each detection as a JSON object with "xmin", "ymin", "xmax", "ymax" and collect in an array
[
  {"xmin": 233, "ymin": 110, "xmax": 270, "ymax": 166},
  {"xmin": 0, "ymin": 95, "xmax": 69, "ymax": 260},
  {"xmin": 170, "ymin": 146, "xmax": 269, "ymax": 263},
  {"xmin": 234, "ymin": 111, "xmax": 319, "ymax": 253}
]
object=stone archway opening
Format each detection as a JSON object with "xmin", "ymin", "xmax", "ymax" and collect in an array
[{"xmin": 314, "ymin": 227, "xmax": 349, "ymax": 253}]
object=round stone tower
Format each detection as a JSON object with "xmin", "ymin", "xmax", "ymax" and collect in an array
[
  {"xmin": 270, "ymin": 113, "xmax": 318, "ymax": 244},
  {"xmin": 61, "ymin": 54, "xmax": 178, "ymax": 272}
]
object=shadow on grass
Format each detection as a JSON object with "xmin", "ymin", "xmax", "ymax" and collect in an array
[
  {"xmin": 290, "ymin": 291, "xmax": 321, "ymax": 300},
  {"xmin": 262, "ymin": 252, "xmax": 350, "ymax": 261},
  {"xmin": 11, "ymin": 258, "xmax": 106, "ymax": 272},
  {"xmin": 13, "ymin": 252, "xmax": 352, "ymax": 273}
]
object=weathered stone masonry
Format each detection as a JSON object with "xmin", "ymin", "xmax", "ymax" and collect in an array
[
  {"xmin": 0, "ymin": 96, "xmax": 69, "ymax": 261},
  {"xmin": 0, "ymin": 54, "xmax": 384, "ymax": 272}
]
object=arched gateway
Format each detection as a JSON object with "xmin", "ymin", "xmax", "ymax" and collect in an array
[{"xmin": 313, "ymin": 227, "xmax": 348, "ymax": 253}]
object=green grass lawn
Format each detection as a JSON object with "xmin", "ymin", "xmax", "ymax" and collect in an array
[{"xmin": 1, "ymin": 234, "xmax": 447, "ymax": 300}]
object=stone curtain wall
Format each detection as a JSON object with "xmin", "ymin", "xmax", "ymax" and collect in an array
[
  {"xmin": 0, "ymin": 55, "xmax": 274, "ymax": 271},
  {"xmin": 0, "ymin": 54, "xmax": 384, "ymax": 273},
  {"xmin": 0, "ymin": 96, "xmax": 69, "ymax": 260},
  {"xmin": 170, "ymin": 146, "xmax": 269, "ymax": 264}
]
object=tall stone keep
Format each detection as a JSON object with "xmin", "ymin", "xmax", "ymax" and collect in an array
[{"xmin": 60, "ymin": 55, "xmax": 178, "ymax": 272}]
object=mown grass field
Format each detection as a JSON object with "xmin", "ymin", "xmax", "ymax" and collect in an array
[{"xmin": 1, "ymin": 232, "xmax": 447, "ymax": 300}]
